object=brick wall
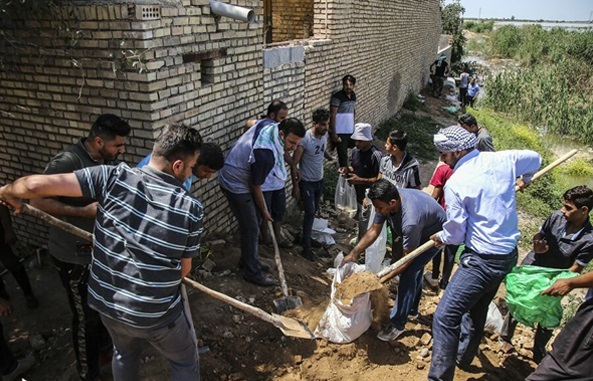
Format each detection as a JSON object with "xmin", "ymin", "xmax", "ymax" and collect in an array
[
  {"xmin": 270, "ymin": 0, "xmax": 315, "ymax": 43},
  {"xmin": 0, "ymin": 0, "xmax": 440, "ymax": 247}
]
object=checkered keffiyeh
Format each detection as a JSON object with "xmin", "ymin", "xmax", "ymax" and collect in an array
[{"xmin": 433, "ymin": 125, "xmax": 477, "ymax": 153}]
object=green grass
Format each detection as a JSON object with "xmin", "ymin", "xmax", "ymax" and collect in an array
[
  {"xmin": 376, "ymin": 113, "xmax": 443, "ymax": 160},
  {"xmin": 468, "ymin": 107, "xmax": 567, "ymax": 220}
]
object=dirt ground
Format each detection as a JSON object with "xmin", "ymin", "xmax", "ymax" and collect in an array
[{"xmin": 1, "ymin": 91, "xmax": 542, "ymax": 380}]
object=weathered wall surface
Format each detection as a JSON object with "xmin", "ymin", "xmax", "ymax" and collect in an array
[
  {"xmin": 270, "ymin": 0, "xmax": 314, "ymax": 43},
  {"xmin": 0, "ymin": 0, "xmax": 440, "ymax": 248}
]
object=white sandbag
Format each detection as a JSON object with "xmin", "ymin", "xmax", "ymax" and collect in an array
[
  {"xmin": 364, "ymin": 203, "xmax": 387, "ymax": 274},
  {"xmin": 315, "ymin": 263, "xmax": 372, "ymax": 343},
  {"xmin": 484, "ymin": 301, "xmax": 504, "ymax": 334}
]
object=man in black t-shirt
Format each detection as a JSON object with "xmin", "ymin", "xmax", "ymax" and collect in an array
[{"xmin": 339, "ymin": 123, "xmax": 382, "ymax": 240}]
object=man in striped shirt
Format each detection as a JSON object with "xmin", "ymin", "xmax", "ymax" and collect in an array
[{"xmin": 0, "ymin": 124, "xmax": 204, "ymax": 381}]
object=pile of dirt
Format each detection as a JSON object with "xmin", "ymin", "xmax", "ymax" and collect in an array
[{"xmin": 335, "ymin": 270, "xmax": 383, "ymax": 303}]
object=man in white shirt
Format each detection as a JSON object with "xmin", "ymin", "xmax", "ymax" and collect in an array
[{"xmin": 428, "ymin": 125, "xmax": 541, "ymax": 381}]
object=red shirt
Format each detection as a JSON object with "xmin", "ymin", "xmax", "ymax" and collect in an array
[{"xmin": 430, "ymin": 164, "xmax": 453, "ymax": 209}]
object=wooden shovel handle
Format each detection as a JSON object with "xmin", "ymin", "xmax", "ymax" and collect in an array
[
  {"xmin": 268, "ymin": 221, "xmax": 290, "ymax": 297},
  {"xmin": 182, "ymin": 277, "xmax": 277, "ymax": 325},
  {"xmin": 515, "ymin": 149, "xmax": 577, "ymax": 191},
  {"xmin": 22, "ymin": 203, "xmax": 93, "ymax": 242},
  {"xmin": 377, "ymin": 239, "xmax": 437, "ymax": 282}
]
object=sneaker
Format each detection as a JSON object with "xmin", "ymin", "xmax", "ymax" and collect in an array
[
  {"xmin": 424, "ymin": 271, "xmax": 439, "ymax": 288},
  {"xmin": 409, "ymin": 313, "xmax": 419, "ymax": 321},
  {"xmin": 243, "ymin": 273, "xmax": 278, "ymax": 287},
  {"xmin": 25, "ymin": 294, "xmax": 39, "ymax": 310},
  {"xmin": 377, "ymin": 324, "xmax": 404, "ymax": 342},
  {"xmin": 3, "ymin": 352, "xmax": 35, "ymax": 381}
]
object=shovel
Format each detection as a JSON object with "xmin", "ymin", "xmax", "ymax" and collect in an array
[
  {"xmin": 17, "ymin": 203, "xmax": 316, "ymax": 339},
  {"xmin": 182, "ymin": 277, "xmax": 315, "ymax": 339},
  {"xmin": 267, "ymin": 221, "xmax": 303, "ymax": 313}
]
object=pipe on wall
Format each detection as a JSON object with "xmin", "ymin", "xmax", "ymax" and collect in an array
[{"xmin": 209, "ymin": 0, "xmax": 255, "ymax": 23}]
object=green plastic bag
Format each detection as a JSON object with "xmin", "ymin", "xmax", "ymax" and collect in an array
[{"xmin": 505, "ymin": 265, "xmax": 579, "ymax": 328}]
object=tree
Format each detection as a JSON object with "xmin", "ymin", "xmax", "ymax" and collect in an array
[{"xmin": 440, "ymin": 0, "xmax": 466, "ymax": 64}]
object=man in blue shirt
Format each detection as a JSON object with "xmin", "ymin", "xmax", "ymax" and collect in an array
[
  {"xmin": 342, "ymin": 180, "xmax": 445, "ymax": 342},
  {"xmin": 219, "ymin": 118, "xmax": 306, "ymax": 287},
  {"xmin": 428, "ymin": 125, "xmax": 541, "ymax": 381}
]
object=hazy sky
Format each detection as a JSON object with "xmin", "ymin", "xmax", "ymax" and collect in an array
[{"xmin": 454, "ymin": 0, "xmax": 592, "ymax": 21}]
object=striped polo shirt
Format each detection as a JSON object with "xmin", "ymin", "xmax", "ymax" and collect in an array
[{"xmin": 75, "ymin": 163, "xmax": 203, "ymax": 328}]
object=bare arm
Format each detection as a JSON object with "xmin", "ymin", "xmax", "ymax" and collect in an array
[
  {"xmin": 30, "ymin": 198, "xmax": 97, "ymax": 219},
  {"xmin": 0, "ymin": 173, "xmax": 83, "ymax": 213},
  {"xmin": 542, "ymin": 270, "xmax": 593, "ymax": 296},
  {"xmin": 181, "ymin": 257, "xmax": 193, "ymax": 278},
  {"xmin": 249, "ymin": 183, "xmax": 273, "ymax": 222},
  {"xmin": 431, "ymin": 186, "xmax": 443, "ymax": 201}
]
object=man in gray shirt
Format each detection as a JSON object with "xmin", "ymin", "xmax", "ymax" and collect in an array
[
  {"xmin": 292, "ymin": 109, "xmax": 335, "ymax": 261},
  {"xmin": 30, "ymin": 114, "xmax": 130, "ymax": 381},
  {"xmin": 458, "ymin": 113, "xmax": 495, "ymax": 152},
  {"xmin": 342, "ymin": 179, "xmax": 445, "ymax": 342}
]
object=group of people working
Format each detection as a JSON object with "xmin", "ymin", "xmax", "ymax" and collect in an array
[{"xmin": 0, "ymin": 69, "xmax": 592, "ymax": 381}]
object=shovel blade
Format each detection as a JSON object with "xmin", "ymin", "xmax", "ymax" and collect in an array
[
  {"xmin": 273, "ymin": 296, "xmax": 303, "ymax": 313},
  {"xmin": 271, "ymin": 313, "xmax": 316, "ymax": 339}
]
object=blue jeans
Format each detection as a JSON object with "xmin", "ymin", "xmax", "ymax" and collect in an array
[
  {"xmin": 221, "ymin": 187, "xmax": 264, "ymax": 280},
  {"xmin": 300, "ymin": 180, "xmax": 323, "ymax": 253},
  {"xmin": 390, "ymin": 246, "xmax": 440, "ymax": 330},
  {"xmin": 429, "ymin": 248, "xmax": 517, "ymax": 381},
  {"xmin": 101, "ymin": 310, "xmax": 199, "ymax": 381}
]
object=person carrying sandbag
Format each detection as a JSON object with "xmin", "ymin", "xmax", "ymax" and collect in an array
[{"xmin": 501, "ymin": 185, "xmax": 593, "ymax": 362}]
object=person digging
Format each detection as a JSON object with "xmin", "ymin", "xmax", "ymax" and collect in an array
[{"xmin": 341, "ymin": 179, "xmax": 445, "ymax": 342}]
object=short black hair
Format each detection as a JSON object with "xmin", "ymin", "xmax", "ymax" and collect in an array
[
  {"xmin": 342, "ymin": 74, "xmax": 356, "ymax": 85},
  {"xmin": 153, "ymin": 124, "xmax": 202, "ymax": 163},
  {"xmin": 90, "ymin": 114, "xmax": 131, "ymax": 140},
  {"xmin": 266, "ymin": 99, "xmax": 288, "ymax": 118},
  {"xmin": 388, "ymin": 130, "xmax": 408, "ymax": 150},
  {"xmin": 368, "ymin": 179, "xmax": 400, "ymax": 204},
  {"xmin": 458, "ymin": 113, "xmax": 478, "ymax": 127},
  {"xmin": 312, "ymin": 108, "xmax": 330, "ymax": 124},
  {"xmin": 279, "ymin": 118, "xmax": 306, "ymax": 138},
  {"xmin": 563, "ymin": 185, "xmax": 593, "ymax": 211},
  {"xmin": 197, "ymin": 142, "xmax": 224, "ymax": 170}
]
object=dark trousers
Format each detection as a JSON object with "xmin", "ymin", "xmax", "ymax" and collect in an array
[
  {"xmin": 300, "ymin": 180, "xmax": 323, "ymax": 254},
  {"xmin": 527, "ymin": 299, "xmax": 593, "ymax": 380},
  {"xmin": 390, "ymin": 246, "xmax": 440, "ymax": 329},
  {"xmin": 0, "ymin": 242, "xmax": 34, "ymax": 299},
  {"xmin": 501, "ymin": 312, "xmax": 553, "ymax": 363},
  {"xmin": 459, "ymin": 87, "xmax": 468, "ymax": 106},
  {"xmin": 53, "ymin": 257, "xmax": 111, "ymax": 380},
  {"xmin": 431, "ymin": 245, "xmax": 458, "ymax": 289},
  {"xmin": 0, "ymin": 321, "xmax": 17, "ymax": 376},
  {"xmin": 221, "ymin": 187, "xmax": 264, "ymax": 280},
  {"xmin": 429, "ymin": 249, "xmax": 517, "ymax": 381},
  {"xmin": 466, "ymin": 94, "xmax": 476, "ymax": 107},
  {"xmin": 335, "ymin": 133, "xmax": 353, "ymax": 168}
]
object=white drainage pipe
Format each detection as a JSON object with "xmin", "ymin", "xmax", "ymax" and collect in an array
[{"xmin": 209, "ymin": 0, "xmax": 255, "ymax": 23}]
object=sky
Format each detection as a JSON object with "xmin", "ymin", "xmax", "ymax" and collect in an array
[{"xmin": 453, "ymin": 0, "xmax": 592, "ymax": 21}]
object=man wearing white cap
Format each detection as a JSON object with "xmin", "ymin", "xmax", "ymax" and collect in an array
[
  {"xmin": 339, "ymin": 123, "xmax": 382, "ymax": 240},
  {"xmin": 428, "ymin": 125, "xmax": 541, "ymax": 381}
]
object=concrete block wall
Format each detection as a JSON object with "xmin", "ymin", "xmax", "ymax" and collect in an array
[{"xmin": 1, "ymin": 0, "xmax": 440, "ymax": 247}]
